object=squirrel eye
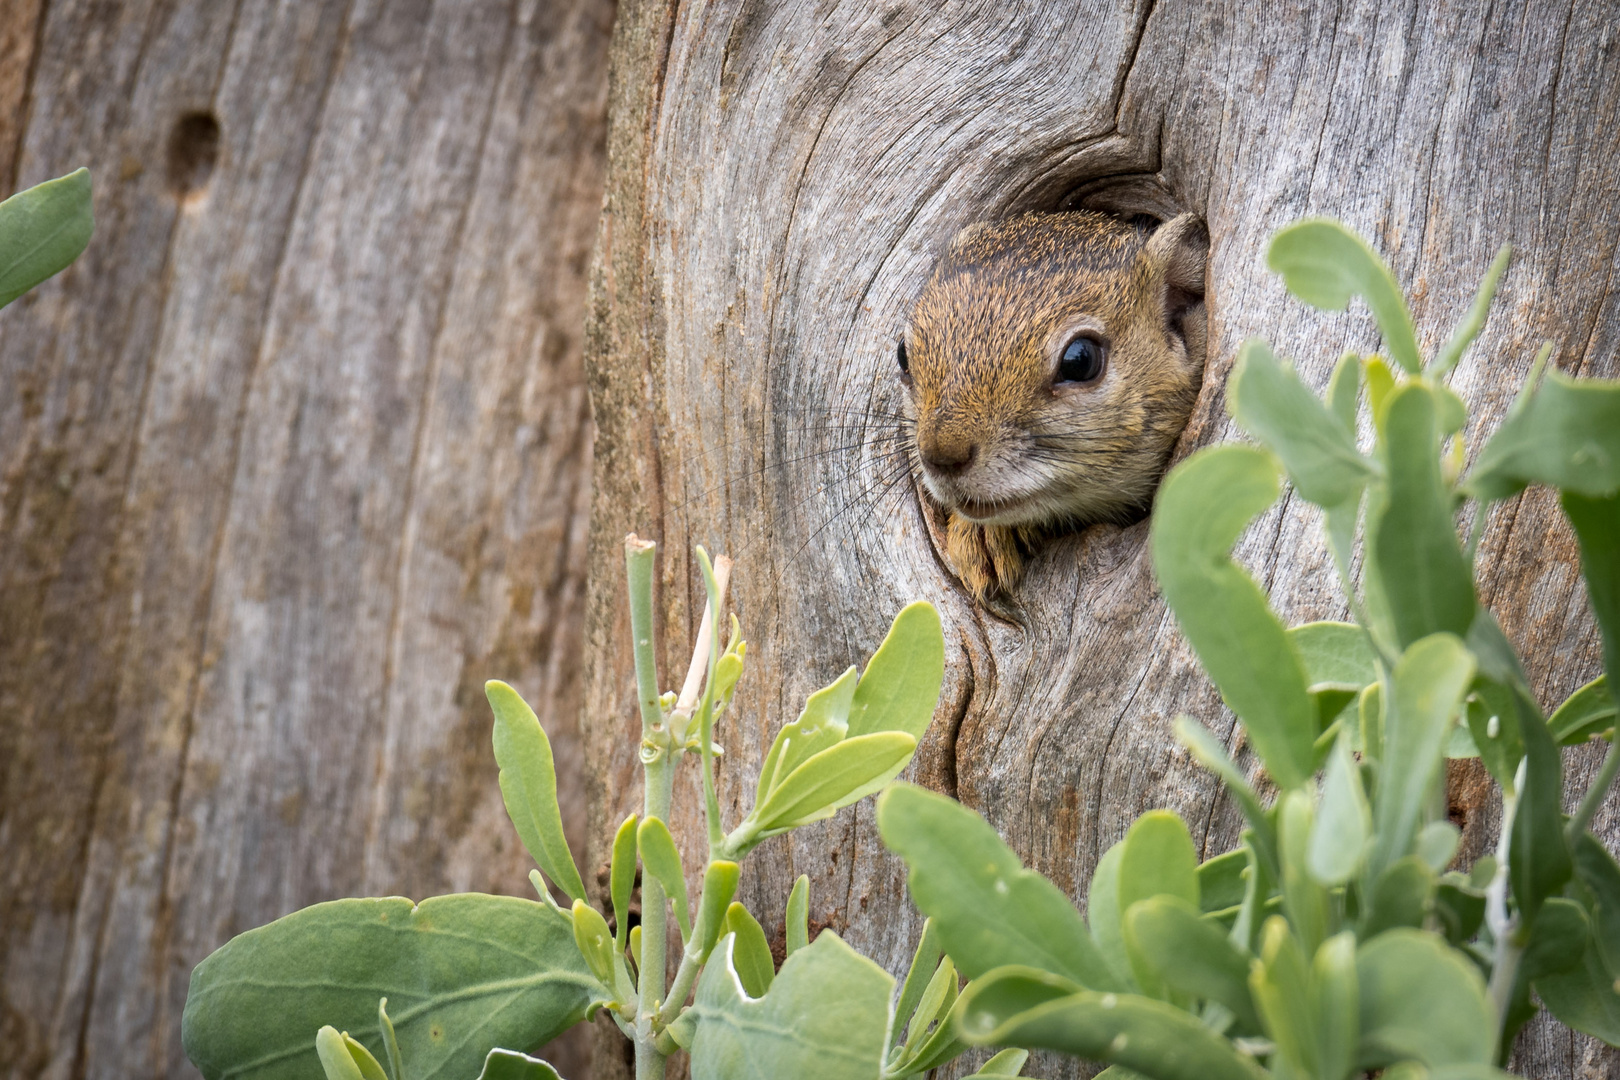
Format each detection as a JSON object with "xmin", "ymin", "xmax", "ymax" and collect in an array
[
  {"xmin": 1057, "ymin": 335, "xmax": 1106, "ymax": 384},
  {"xmin": 896, "ymin": 338, "xmax": 910, "ymax": 375}
]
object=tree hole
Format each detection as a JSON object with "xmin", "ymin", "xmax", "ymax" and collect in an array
[{"xmin": 166, "ymin": 111, "xmax": 221, "ymax": 200}]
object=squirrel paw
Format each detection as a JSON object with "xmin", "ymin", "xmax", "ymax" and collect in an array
[{"xmin": 942, "ymin": 515, "xmax": 1025, "ymax": 604}]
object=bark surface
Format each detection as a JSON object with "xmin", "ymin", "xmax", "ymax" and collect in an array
[
  {"xmin": 0, "ymin": 2, "xmax": 612, "ymax": 1077},
  {"xmin": 583, "ymin": 2, "xmax": 1620, "ymax": 1077}
]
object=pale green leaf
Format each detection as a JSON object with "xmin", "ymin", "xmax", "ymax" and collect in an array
[
  {"xmin": 1367, "ymin": 634, "xmax": 1475, "ymax": 882},
  {"xmin": 473, "ymin": 1049, "xmax": 561, "ymax": 1080},
  {"xmin": 1467, "ymin": 372, "xmax": 1620, "ymax": 501},
  {"xmin": 721, "ymin": 904, "xmax": 775, "ymax": 998},
  {"xmin": 637, "ymin": 817, "xmax": 689, "ymax": 940},
  {"xmin": 1548, "ymin": 676, "xmax": 1616, "ymax": 746},
  {"xmin": 846, "ymin": 601, "xmax": 946, "ymax": 740},
  {"xmin": 688, "ymin": 931, "xmax": 892, "ymax": 1080},
  {"xmin": 487, "ymin": 681, "xmax": 587, "ymax": 902},
  {"xmin": 1122, "ymin": 897, "xmax": 1260, "ymax": 1030},
  {"xmin": 755, "ymin": 666, "xmax": 857, "ymax": 804},
  {"xmin": 1310, "ymin": 735, "xmax": 1371, "ymax": 885},
  {"xmin": 1151, "ymin": 445, "xmax": 1316, "ymax": 788},
  {"xmin": 1356, "ymin": 929, "xmax": 1493, "ymax": 1068},
  {"xmin": 0, "ymin": 167, "xmax": 94, "ymax": 308},
  {"xmin": 1432, "ymin": 243, "xmax": 1511, "ymax": 375},
  {"xmin": 954, "ymin": 967, "xmax": 1268, "ymax": 1080},
  {"xmin": 752, "ymin": 732, "xmax": 916, "ymax": 833},
  {"xmin": 785, "ymin": 874, "xmax": 810, "ymax": 957},
  {"xmin": 1367, "ymin": 387, "xmax": 1477, "ymax": 648},
  {"xmin": 877, "ymin": 784, "xmax": 1120, "ymax": 989},
  {"xmin": 1267, "ymin": 218, "xmax": 1422, "ymax": 374},
  {"xmin": 1288, "ymin": 622, "xmax": 1378, "ymax": 691},
  {"xmin": 610, "ymin": 814, "xmax": 637, "ymax": 951},
  {"xmin": 1228, "ymin": 339, "xmax": 1374, "ymax": 506},
  {"xmin": 182, "ymin": 896, "xmax": 597, "ymax": 1080}
]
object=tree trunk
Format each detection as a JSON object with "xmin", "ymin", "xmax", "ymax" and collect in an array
[
  {"xmin": 0, "ymin": 2, "xmax": 612, "ymax": 1077},
  {"xmin": 583, "ymin": 2, "xmax": 1620, "ymax": 1077}
]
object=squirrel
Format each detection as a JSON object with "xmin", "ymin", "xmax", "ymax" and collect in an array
[{"xmin": 897, "ymin": 209, "xmax": 1209, "ymax": 604}]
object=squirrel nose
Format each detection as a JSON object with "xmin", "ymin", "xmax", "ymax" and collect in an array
[{"xmin": 919, "ymin": 435, "xmax": 977, "ymax": 478}]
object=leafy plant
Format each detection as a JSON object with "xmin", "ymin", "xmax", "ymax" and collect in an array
[
  {"xmin": 0, "ymin": 167, "xmax": 94, "ymax": 309},
  {"xmin": 181, "ymin": 536, "xmax": 1001, "ymax": 1080},
  {"xmin": 879, "ymin": 218, "xmax": 1620, "ymax": 1079}
]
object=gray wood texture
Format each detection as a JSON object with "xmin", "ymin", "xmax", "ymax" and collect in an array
[
  {"xmin": 0, "ymin": 2, "xmax": 612, "ymax": 1077},
  {"xmin": 584, "ymin": 2, "xmax": 1620, "ymax": 1077}
]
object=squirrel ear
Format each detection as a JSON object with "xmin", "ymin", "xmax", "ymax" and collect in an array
[{"xmin": 1144, "ymin": 213, "xmax": 1209, "ymax": 319}]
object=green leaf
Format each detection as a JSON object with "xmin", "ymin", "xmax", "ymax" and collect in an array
[
  {"xmin": 1267, "ymin": 217, "xmax": 1423, "ymax": 375},
  {"xmin": 752, "ymin": 731, "xmax": 917, "ymax": 834},
  {"xmin": 1087, "ymin": 842, "xmax": 1135, "ymax": 991},
  {"xmin": 487, "ymin": 681, "xmax": 587, "ymax": 903},
  {"xmin": 1367, "ymin": 387, "xmax": 1477, "ymax": 648},
  {"xmin": 1173, "ymin": 718, "xmax": 1268, "ymax": 837},
  {"xmin": 755, "ymin": 666, "xmax": 857, "ymax": 804},
  {"xmin": 1228, "ymin": 339, "xmax": 1374, "ymax": 506},
  {"xmin": 1537, "ymin": 841, "xmax": 1620, "ymax": 1043},
  {"xmin": 1312, "ymin": 932, "xmax": 1359, "ymax": 1080},
  {"xmin": 965, "ymin": 1048, "xmax": 1030, "ymax": 1077},
  {"xmin": 692, "ymin": 860, "xmax": 741, "ymax": 960},
  {"xmin": 182, "ymin": 896, "xmax": 598, "ymax": 1080},
  {"xmin": 316, "ymin": 1027, "xmax": 369, "ymax": 1080},
  {"xmin": 610, "ymin": 814, "xmax": 637, "ymax": 951},
  {"xmin": 1367, "ymin": 634, "xmax": 1475, "ymax": 883},
  {"xmin": 1549, "ymin": 676, "xmax": 1616, "ymax": 746},
  {"xmin": 570, "ymin": 900, "xmax": 620, "ymax": 993},
  {"xmin": 1433, "ymin": 877, "xmax": 1487, "ymax": 945},
  {"xmin": 1250, "ymin": 916, "xmax": 1317, "ymax": 1076},
  {"xmin": 1432, "ymin": 244, "xmax": 1511, "ymax": 376},
  {"xmin": 954, "ymin": 967, "xmax": 1268, "ymax": 1080},
  {"xmin": 0, "ymin": 167, "xmax": 94, "ymax": 308},
  {"xmin": 785, "ymin": 874, "xmax": 810, "ymax": 957},
  {"xmin": 1524, "ymin": 897, "xmax": 1590, "ymax": 981},
  {"xmin": 637, "ymin": 817, "xmax": 690, "ymax": 940},
  {"xmin": 1536, "ymin": 948, "xmax": 1620, "ymax": 1045},
  {"xmin": 1355, "ymin": 929, "xmax": 1493, "ymax": 1068},
  {"xmin": 1197, "ymin": 848, "xmax": 1251, "ymax": 915},
  {"xmin": 846, "ymin": 600, "xmax": 946, "ymax": 740},
  {"xmin": 1289, "ymin": 622, "xmax": 1378, "ymax": 691},
  {"xmin": 1504, "ymin": 897, "xmax": 1592, "ymax": 1054},
  {"xmin": 377, "ymin": 999, "xmax": 404, "ymax": 1080},
  {"xmin": 1467, "ymin": 372, "xmax": 1620, "ymax": 501},
  {"xmin": 473, "ymin": 1049, "xmax": 561, "ymax": 1080},
  {"xmin": 1361, "ymin": 857, "xmax": 1436, "ymax": 940},
  {"xmin": 1572, "ymin": 832, "xmax": 1620, "ymax": 970},
  {"xmin": 1564, "ymin": 493, "xmax": 1620, "ymax": 693},
  {"xmin": 721, "ymin": 903, "xmax": 775, "ymax": 998},
  {"xmin": 1118, "ymin": 811, "xmax": 1200, "ymax": 911},
  {"xmin": 1120, "ymin": 812, "xmax": 1202, "ymax": 997},
  {"xmin": 1310, "ymin": 735, "xmax": 1371, "ymax": 885},
  {"xmin": 1328, "ymin": 351, "xmax": 1362, "ymax": 431},
  {"xmin": 1511, "ymin": 697, "xmax": 1573, "ymax": 926},
  {"xmin": 688, "ymin": 931, "xmax": 892, "ymax": 1080},
  {"xmin": 901, "ymin": 956, "xmax": 958, "ymax": 1056},
  {"xmin": 892, "ymin": 919, "xmax": 944, "ymax": 1052},
  {"xmin": 1122, "ymin": 897, "xmax": 1260, "ymax": 1030},
  {"xmin": 1151, "ymin": 445, "xmax": 1316, "ymax": 788},
  {"xmin": 877, "ymin": 784, "xmax": 1120, "ymax": 989}
]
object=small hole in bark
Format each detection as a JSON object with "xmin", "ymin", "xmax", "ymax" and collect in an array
[{"xmin": 166, "ymin": 111, "xmax": 221, "ymax": 200}]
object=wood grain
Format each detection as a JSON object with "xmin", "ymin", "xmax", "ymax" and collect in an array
[
  {"xmin": 584, "ymin": 2, "xmax": 1620, "ymax": 1077},
  {"xmin": 0, "ymin": 1, "xmax": 612, "ymax": 1076}
]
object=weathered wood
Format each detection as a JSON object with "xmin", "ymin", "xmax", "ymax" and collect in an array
[
  {"xmin": 0, "ymin": 2, "xmax": 611, "ymax": 1077},
  {"xmin": 584, "ymin": 2, "xmax": 1620, "ymax": 1077}
]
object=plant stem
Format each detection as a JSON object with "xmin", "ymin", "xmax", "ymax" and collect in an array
[
  {"xmin": 625, "ymin": 536, "xmax": 663, "ymax": 737},
  {"xmin": 1567, "ymin": 737, "xmax": 1620, "ymax": 845},
  {"xmin": 1487, "ymin": 760, "xmax": 1525, "ymax": 1040},
  {"xmin": 625, "ymin": 535, "xmax": 671, "ymax": 1080}
]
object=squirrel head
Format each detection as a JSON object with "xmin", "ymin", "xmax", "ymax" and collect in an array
[{"xmin": 900, "ymin": 210, "xmax": 1209, "ymax": 534}]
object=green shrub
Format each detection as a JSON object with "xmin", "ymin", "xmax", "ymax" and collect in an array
[
  {"xmin": 878, "ymin": 219, "xmax": 1620, "ymax": 1079},
  {"xmin": 182, "ymin": 540, "xmax": 1004, "ymax": 1080}
]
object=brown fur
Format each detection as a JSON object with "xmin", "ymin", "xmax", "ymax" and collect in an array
[{"xmin": 901, "ymin": 210, "xmax": 1208, "ymax": 603}]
